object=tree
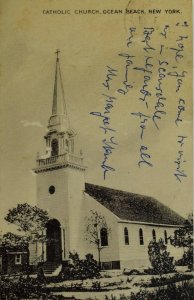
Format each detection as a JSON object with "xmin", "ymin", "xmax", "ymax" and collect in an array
[
  {"xmin": 170, "ymin": 213, "xmax": 193, "ymax": 269},
  {"xmin": 148, "ymin": 238, "xmax": 175, "ymax": 276},
  {"xmin": 5, "ymin": 203, "xmax": 49, "ymax": 235},
  {"xmin": 5, "ymin": 203, "xmax": 50, "ymax": 260},
  {"xmin": 1, "ymin": 232, "xmax": 28, "ymax": 248},
  {"xmin": 85, "ymin": 210, "xmax": 110, "ymax": 268}
]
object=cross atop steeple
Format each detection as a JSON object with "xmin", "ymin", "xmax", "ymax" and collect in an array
[{"xmin": 55, "ymin": 49, "xmax": 60, "ymax": 61}]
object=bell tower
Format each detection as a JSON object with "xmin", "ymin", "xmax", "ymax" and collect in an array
[
  {"xmin": 33, "ymin": 50, "xmax": 86, "ymax": 261},
  {"xmin": 45, "ymin": 49, "xmax": 75, "ymax": 158}
]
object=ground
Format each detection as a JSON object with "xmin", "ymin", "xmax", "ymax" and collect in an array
[
  {"xmin": 1, "ymin": 266, "xmax": 193, "ymax": 299},
  {"xmin": 46, "ymin": 267, "xmax": 193, "ymax": 299}
]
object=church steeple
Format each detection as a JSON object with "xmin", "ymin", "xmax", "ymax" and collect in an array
[
  {"xmin": 52, "ymin": 49, "xmax": 67, "ymax": 116},
  {"xmin": 34, "ymin": 51, "xmax": 85, "ymax": 173},
  {"xmin": 48, "ymin": 50, "xmax": 70, "ymax": 133},
  {"xmin": 36, "ymin": 51, "xmax": 80, "ymax": 160}
]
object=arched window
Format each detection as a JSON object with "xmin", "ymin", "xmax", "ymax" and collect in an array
[
  {"xmin": 164, "ymin": 230, "xmax": 168, "ymax": 244},
  {"xmin": 152, "ymin": 229, "xmax": 156, "ymax": 241},
  {"xmin": 124, "ymin": 227, "xmax": 129, "ymax": 245},
  {"xmin": 51, "ymin": 139, "xmax": 59, "ymax": 156},
  {"xmin": 100, "ymin": 228, "xmax": 108, "ymax": 246},
  {"xmin": 139, "ymin": 228, "xmax": 144, "ymax": 245}
]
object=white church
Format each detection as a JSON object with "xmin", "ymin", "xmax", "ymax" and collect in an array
[{"xmin": 30, "ymin": 52, "xmax": 184, "ymax": 272}]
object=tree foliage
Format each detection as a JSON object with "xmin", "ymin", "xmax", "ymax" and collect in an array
[
  {"xmin": 170, "ymin": 214, "xmax": 193, "ymax": 248},
  {"xmin": 170, "ymin": 213, "xmax": 193, "ymax": 269},
  {"xmin": 0, "ymin": 232, "xmax": 28, "ymax": 248},
  {"xmin": 148, "ymin": 239, "xmax": 175, "ymax": 275},
  {"xmin": 4, "ymin": 203, "xmax": 49, "ymax": 242}
]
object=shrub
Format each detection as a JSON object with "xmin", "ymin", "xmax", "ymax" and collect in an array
[
  {"xmin": 123, "ymin": 269, "xmax": 142, "ymax": 275},
  {"xmin": 130, "ymin": 280, "xmax": 193, "ymax": 300},
  {"xmin": 182, "ymin": 246, "xmax": 193, "ymax": 270},
  {"xmin": 143, "ymin": 268, "xmax": 157, "ymax": 275},
  {"xmin": 0, "ymin": 275, "xmax": 49, "ymax": 300},
  {"xmin": 148, "ymin": 239, "xmax": 175, "ymax": 275},
  {"xmin": 59, "ymin": 252, "xmax": 100, "ymax": 280},
  {"xmin": 175, "ymin": 246, "xmax": 193, "ymax": 270},
  {"xmin": 92, "ymin": 281, "xmax": 101, "ymax": 290},
  {"xmin": 37, "ymin": 267, "xmax": 46, "ymax": 283},
  {"xmin": 131, "ymin": 289, "xmax": 154, "ymax": 300}
]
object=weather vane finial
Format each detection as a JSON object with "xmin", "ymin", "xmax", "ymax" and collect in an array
[{"xmin": 55, "ymin": 49, "xmax": 60, "ymax": 60}]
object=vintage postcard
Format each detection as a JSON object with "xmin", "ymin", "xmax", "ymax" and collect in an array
[{"xmin": 0, "ymin": 0, "xmax": 193, "ymax": 299}]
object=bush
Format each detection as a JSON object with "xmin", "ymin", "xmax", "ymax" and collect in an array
[
  {"xmin": 59, "ymin": 252, "xmax": 100, "ymax": 280},
  {"xmin": 175, "ymin": 246, "xmax": 193, "ymax": 270},
  {"xmin": 37, "ymin": 267, "xmax": 46, "ymax": 283},
  {"xmin": 182, "ymin": 247, "xmax": 193, "ymax": 270},
  {"xmin": 148, "ymin": 239, "xmax": 175, "ymax": 275},
  {"xmin": 131, "ymin": 289, "xmax": 153, "ymax": 300},
  {"xmin": 130, "ymin": 280, "xmax": 193, "ymax": 300},
  {"xmin": 49, "ymin": 297, "xmax": 75, "ymax": 300},
  {"xmin": 143, "ymin": 268, "xmax": 158, "ymax": 275},
  {"xmin": 123, "ymin": 269, "xmax": 142, "ymax": 275},
  {"xmin": 0, "ymin": 275, "xmax": 49, "ymax": 299},
  {"xmin": 148, "ymin": 273, "xmax": 193, "ymax": 287}
]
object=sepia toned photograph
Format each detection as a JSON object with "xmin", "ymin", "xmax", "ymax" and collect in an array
[{"xmin": 0, "ymin": 0, "xmax": 193, "ymax": 299}]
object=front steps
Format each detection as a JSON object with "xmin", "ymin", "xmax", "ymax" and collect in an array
[{"xmin": 39, "ymin": 261, "xmax": 62, "ymax": 275}]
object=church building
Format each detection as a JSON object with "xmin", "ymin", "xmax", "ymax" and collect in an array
[{"xmin": 30, "ymin": 52, "xmax": 184, "ymax": 272}]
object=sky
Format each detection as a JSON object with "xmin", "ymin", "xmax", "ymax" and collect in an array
[{"xmin": 0, "ymin": 0, "xmax": 192, "ymax": 233}]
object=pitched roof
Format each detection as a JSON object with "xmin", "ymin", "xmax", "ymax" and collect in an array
[{"xmin": 85, "ymin": 183, "xmax": 185, "ymax": 226}]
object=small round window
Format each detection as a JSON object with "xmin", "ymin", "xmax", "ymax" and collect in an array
[{"xmin": 49, "ymin": 185, "xmax": 55, "ymax": 194}]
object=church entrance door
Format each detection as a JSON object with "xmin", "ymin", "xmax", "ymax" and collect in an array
[{"xmin": 46, "ymin": 219, "xmax": 62, "ymax": 262}]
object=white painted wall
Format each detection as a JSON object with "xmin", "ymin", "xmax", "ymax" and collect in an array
[
  {"xmin": 36, "ymin": 165, "xmax": 85, "ymax": 258},
  {"xmin": 117, "ymin": 222, "xmax": 184, "ymax": 269},
  {"xmin": 76, "ymin": 193, "xmax": 120, "ymax": 263}
]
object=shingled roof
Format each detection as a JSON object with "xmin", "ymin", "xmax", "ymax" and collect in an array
[{"xmin": 85, "ymin": 183, "xmax": 185, "ymax": 226}]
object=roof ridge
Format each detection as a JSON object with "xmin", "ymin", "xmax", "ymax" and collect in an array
[
  {"xmin": 85, "ymin": 182, "xmax": 185, "ymax": 225},
  {"xmin": 85, "ymin": 182, "xmax": 152, "ymax": 198}
]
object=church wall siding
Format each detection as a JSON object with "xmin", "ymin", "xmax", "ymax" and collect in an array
[
  {"xmin": 36, "ymin": 168, "xmax": 69, "ymax": 224},
  {"xmin": 77, "ymin": 194, "xmax": 121, "ymax": 263},
  {"xmin": 118, "ymin": 223, "xmax": 184, "ymax": 269},
  {"xmin": 66, "ymin": 167, "xmax": 85, "ymax": 253}
]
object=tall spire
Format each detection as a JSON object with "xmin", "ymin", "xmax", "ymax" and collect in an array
[
  {"xmin": 52, "ymin": 49, "xmax": 67, "ymax": 116},
  {"xmin": 48, "ymin": 50, "xmax": 70, "ymax": 132},
  {"xmin": 34, "ymin": 51, "xmax": 84, "ymax": 171}
]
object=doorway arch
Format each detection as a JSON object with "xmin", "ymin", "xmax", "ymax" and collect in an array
[{"xmin": 46, "ymin": 219, "xmax": 62, "ymax": 262}]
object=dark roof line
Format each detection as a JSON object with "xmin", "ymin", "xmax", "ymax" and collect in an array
[{"xmin": 85, "ymin": 183, "xmax": 185, "ymax": 226}]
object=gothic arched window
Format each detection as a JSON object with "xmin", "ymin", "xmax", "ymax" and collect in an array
[
  {"xmin": 51, "ymin": 139, "xmax": 59, "ymax": 156},
  {"xmin": 124, "ymin": 227, "xmax": 129, "ymax": 245},
  {"xmin": 100, "ymin": 228, "xmax": 108, "ymax": 246},
  {"xmin": 164, "ymin": 230, "xmax": 168, "ymax": 244},
  {"xmin": 152, "ymin": 229, "xmax": 156, "ymax": 241},
  {"xmin": 139, "ymin": 228, "xmax": 144, "ymax": 245}
]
